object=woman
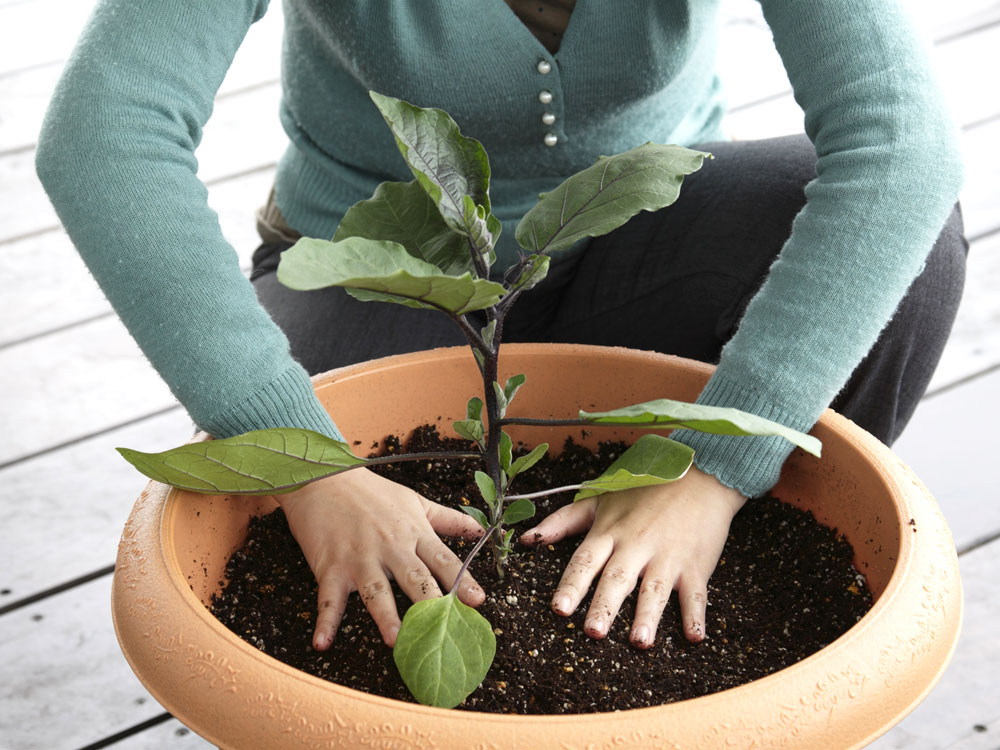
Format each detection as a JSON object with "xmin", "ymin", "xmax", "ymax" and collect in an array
[{"xmin": 37, "ymin": 0, "xmax": 966, "ymax": 654}]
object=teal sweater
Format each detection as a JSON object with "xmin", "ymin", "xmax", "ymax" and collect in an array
[{"xmin": 37, "ymin": 0, "xmax": 962, "ymax": 498}]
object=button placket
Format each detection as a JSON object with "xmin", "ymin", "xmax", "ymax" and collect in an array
[{"xmin": 536, "ymin": 58, "xmax": 559, "ymax": 147}]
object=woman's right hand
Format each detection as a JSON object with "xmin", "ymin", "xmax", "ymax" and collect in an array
[{"xmin": 275, "ymin": 468, "xmax": 486, "ymax": 650}]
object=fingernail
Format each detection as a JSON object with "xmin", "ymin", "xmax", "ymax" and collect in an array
[
  {"xmin": 552, "ymin": 594, "xmax": 570, "ymax": 614},
  {"xmin": 386, "ymin": 624, "xmax": 400, "ymax": 645},
  {"xmin": 587, "ymin": 617, "xmax": 607, "ymax": 637},
  {"xmin": 631, "ymin": 624, "xmax": 649, "ymax": 645},
  {"xmin": 314, "ymin": 633, "xmax": 329, "ymax": 650}
]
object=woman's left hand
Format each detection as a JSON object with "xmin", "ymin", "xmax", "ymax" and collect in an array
[{"xmin": 520, "ymin": 465, "xmax": 746, "ymax": 648}]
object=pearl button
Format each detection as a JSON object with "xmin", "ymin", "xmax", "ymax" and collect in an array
[
  {"xmin": 538, "ymin": 90, "xmax": 553, "ymax": 104},
  {"xmin": 544, "ymin": 133, "xmax": 558, "ymax": 147},
  {"xmin": 542, "ymin": 112, "xmax": 556, "ymax": 126},
  {"xmin": 537, "ymin": 60, "xmax": 552, "ymax": 75}
]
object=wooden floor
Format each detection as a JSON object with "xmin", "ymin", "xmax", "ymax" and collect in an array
[{"xmin": 1, "ymin": 1, "xmax": 998, "ymax": 748}]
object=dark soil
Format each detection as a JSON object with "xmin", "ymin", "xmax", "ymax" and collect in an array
[{"xmin": 210, "ymin": 426, "xmax": 872, "ymax": 714}]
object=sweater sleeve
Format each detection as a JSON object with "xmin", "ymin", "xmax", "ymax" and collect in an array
[
  {"xmin": 671, "ymin": 0, "xmax": 963, "ymax": 497},
  {"xmin": 35, "ymin": 0, "xmax": 342, "ymax": 441}
]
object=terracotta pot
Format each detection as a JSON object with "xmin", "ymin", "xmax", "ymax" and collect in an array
[{"xmin": 112, "ymin": 344, "xmax": 962, "ymax": 749}]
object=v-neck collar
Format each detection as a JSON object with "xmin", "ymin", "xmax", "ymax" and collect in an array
[{"xmin": 492, "ymin": 0, "xmax": 585, "ymax": 59}]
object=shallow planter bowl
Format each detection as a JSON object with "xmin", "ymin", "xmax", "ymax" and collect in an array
[{"xmin": 112, "ymin": 344, "xmax": 962, "ymax": 749}]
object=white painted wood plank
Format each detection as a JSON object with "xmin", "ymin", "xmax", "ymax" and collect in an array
[
  {"xmin": 0, "ymin": 575, "xmax": 175, "ymax": 750},
  {"xmin": 955, "ymin": 120, "xmax": 1000, "ymax": 242},
  {"xmin": 0, "ymin": 83, "xmax": 284, "ymax": 245},
  {"xmin": 0, "ymin": 2, "xmax": 281, "ymax": 155},
  {"xmin": 0, "ymin": 316, "xmax": 178, "ymax": 466},
  {"xmin": 892, "ymin": 366, "xmax": 1000, "ymax": 553},
  {"xmin": 927, "ymin": 231, "xmax": 1000, "ymax": 393},
  {"xmin": 0, "ymin": 167, "xmax": 274, "ymax": 347},
  {"xmin": 0, "ymin": 0, "xmax": 96, "ymax": 75},
  {"xmin": 112, "ymin": 718, "xmax": 216, "ymax": 750},
  {"xmin": 865, "ymin": 538, "xmax": 1000, "ymax": 749},
  {"xmin": 0, "ymin": 409, "xmax": 194, "ymax": 602}
]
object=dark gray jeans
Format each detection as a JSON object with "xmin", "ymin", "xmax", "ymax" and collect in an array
[{"xmin": 251, "ymin": 135, "xmax": 968, "ymax": 446}]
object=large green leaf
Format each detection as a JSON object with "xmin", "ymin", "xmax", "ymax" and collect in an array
[
  {"xmin": 277, "ymin": 236, "xmax": 506, "ymax": 316},
  {"xmin": 579, "ymin": 399, "xmax": 822, "ymax": 457},
  {"xmin": 502, "ymin": 498, "xmax": 536, "ymax": 525},
  {"xmin": 334, "ymin": 180, "xmax": 475, "ymax": 276},
  {"xmin": 370, "ymin": 91, "xmax": 492, "ymax": 237},
  {"xmin": 515, "ymin": 143, "xmax": 709, "ymax": 255},
  {"xmin": 574, "ymin": 434, "xmax": 694, "ymax": 501},
  {"xmin": 117, "ymin": 429, "xmax": 366, "ymax": 494},
  {"xmin": 393, "ymin": 593, "xmax": 496, "ymax": 708}
]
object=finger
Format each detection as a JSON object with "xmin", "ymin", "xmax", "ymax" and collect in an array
[
  {"xmin": 551, "ymin": 534, "xmax": 613, "ymax": 617},
  {"xmin": 417, "ymin": 536, "xmax": 485, "ymax": 607},
  {"xmin": 313, "ymin": 575, "xmax": 350, "ymax": 651},
  {"xmin": 389, "ymin": 554, "xmax": 444, "ymax": 607},
  {"xmin": 425, "ymin": 499, "xmax": 486, "ymax": 540},
  {"xmin": 583, "ymin": 551, "xmax": 641, "ymax": 639},
  {"xmin": 677, "ymin": 575, "xmax": 709, "ymax": 642},
  {"xmin": 520, "ymin": 498, "xmax": 598, "ymax": 546},
  {"xmin": 355, "ymin": 567, "xmax": 403, "ymax": 646},
  {"xmin": 630, "ymin": 565, "xmax": 676, "ymax": 649}
]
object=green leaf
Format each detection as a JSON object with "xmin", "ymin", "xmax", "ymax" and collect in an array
[
  {"xmin": 466, "ymin": 397, "xmax": 484, "ymax": 422},
  {"xmin": 277, "ymin": 236, "xmax": 506, "ymax": 316},
  {"xmin": 574, "ymin": 434, "xmax": 694, "ymax": 501},
  {"xmin": 492, "ymin": 381, "xmax": 508, "ymax": 418},
  {"xmin": 481, "ymin": 320, "xmax": 497, "ymax": 351},
  {"xmin": 508, "ymin": 442, "xmax": 549, "ymax": 479},
  {"xmin": 462, "ymin": 196, "xmax": 498, "ymax": 270},
  {"xmin": 509, "ymin": 254, "xmax": 550, "ymax": 293},
  {"xmin": 370, "ymin": 91, "xmax": 492, "ymax": 238},
  {"xmin": 502, "ymin": 498, "xmax": 536, "ymax": 525},
  {"xmin": 452, "ymin": 419, "xmax": 484, "ymax": 446},
  {"xmin": 117, "ymin": 429, "xmax": 366, "ymax": 495},
  {"xmin": 499, "ymin": 431, "xmax": 513, "ymax": 473},
  {"xmin": 393, "ymin": 593, "xmax": 496, "ymax": 708},
  {"xmin": 515, "ymin": 143, "xmax": 709, "ymax": 255},
  {"xmin": 579, "ymin": 399, "xmax": 822, "ymax": 457},
  {"xmin": 503, "ymin": 373, "xmax": 526, "ymax": 407},
  {"xmin": 460, "ymin": 505, "xmax": 490, "ymax": 530},
  {"xmin": 474, "ymin": 470, "xmax": 497, "ymax": 508},
  {"xmin": 333, "ymin": 180, "xmax": 475, "ymax": 276}
]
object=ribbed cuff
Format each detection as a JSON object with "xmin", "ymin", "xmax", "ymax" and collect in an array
[
  {"xmin": 198, "ymin": 365, "xmax": 344, "ymax": 442},
  {"xmin": 670, "ymin": 373, "xmax": 814, "ymax": 498}
]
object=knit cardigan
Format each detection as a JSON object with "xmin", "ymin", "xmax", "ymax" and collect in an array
[{"xmin": 36, "ymin": 0, "xmax": 963, "ymax": 498}]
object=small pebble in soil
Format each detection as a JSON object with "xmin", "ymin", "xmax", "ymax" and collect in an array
[{"xmin": 210, "ymin": 425, "xmax": 873, "ymax": 714}]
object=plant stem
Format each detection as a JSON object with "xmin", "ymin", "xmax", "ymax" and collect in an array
[
  {"xmin": 363, "ymin": 450, "xmax": 482, "ymax": 468},
  {"xmin": 504, "ymin": 484, "xmax": 585, "ymax": 501},
  {"xmin": 449, "ymin": 517, "xmax": 502, "ymax": 596}
]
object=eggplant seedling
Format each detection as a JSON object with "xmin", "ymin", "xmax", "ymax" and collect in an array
[{"xmin": 119, "ymin": 91, "xmax": 821, "ymax": 709}]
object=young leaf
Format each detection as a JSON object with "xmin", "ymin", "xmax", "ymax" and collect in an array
[
  {"xmin": 503, "ymin": 374, "xmax": 526, "ymax": 407},
  {"xmin": 333, "ymin": 180, "xmax": 475, "ymax": 276},
  {"xmin": 499, "ymin": 431, "xmax": 513, "ymax": 473},
  {"xmin": 573, "ymin": 434, "xmax": 694, "ymax": 501},
  {"xmin": 515, "ymin": 143, "xmax": 709, "ymax": 255},
  {"xmin": 369, "ymin": 91, "xmax": 492, "ymax": 238},
  {"xmin": 579, "ymin": 399, "xmax": 822, "ymax": 457},
  {"xmin": 452, "ymin": 419, "xmax": 484, "ymax": 446},
  {"xmin": 508, "ymin": 442, "xmax": 549, "ymax": 479},
  {"xmin": 481, "ymin": 319, "xmax": 497, "ymax": 351},
  {"xmin": 474, "ymin": 470, "xmax": 498, "ymax": 508},
  {"xmin": 502, "ymin": 498, "xmax": 536, "ymax": 525},
  {"xmin": 460, "ymin": 506, "xmax": 490, "ymax": 531},
  {"xmin": 508, "ymin": 254, "xmax": 550, "ymax": 293},
  {"xmin": 467, "ymin": 397, "xmax": 484, "ymax": 421},
  {"xmin": 277, "ymin": 236, "xmax": 506, "ymax": 316},
  {"xmin": 462, "ymin": 196, "xmax": 498, "ymax": 269},
  {"xmin": 393, "ymin": 593, "xmax": 496, "ymax": 708},
  {"xmin": 492, "ymin": 381, "xmax": 508, "ymax": 418},
  {"xmin": 117, "ymin": 429, "xmax": 366, "ymax": 494}
]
